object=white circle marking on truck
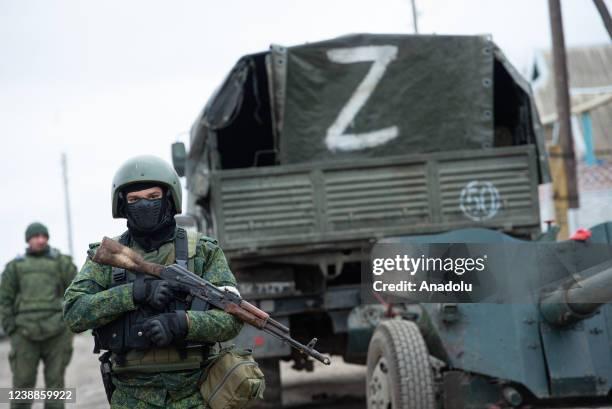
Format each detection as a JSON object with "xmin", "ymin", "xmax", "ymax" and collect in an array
[{"xmin": 459, "ymin": 180, "xmax": 501, "ymax": 221}]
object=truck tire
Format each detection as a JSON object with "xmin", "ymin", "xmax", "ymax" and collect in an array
[{"xmin": 366, "ymin": 319, "xmax": 435, "ymax": 409}]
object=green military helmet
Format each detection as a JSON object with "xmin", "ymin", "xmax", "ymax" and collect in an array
[
  {"xmin": 112, "ymin": 155, "xmax": 182, "ymax": 218},
  {"xmin": 25, "ymin": 222, "xmax": 49, "ymax": 242}
]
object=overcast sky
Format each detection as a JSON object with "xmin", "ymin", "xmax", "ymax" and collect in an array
[{"xmin": 1, "ymin": 0, "xmax": 610, "ymax": 267}]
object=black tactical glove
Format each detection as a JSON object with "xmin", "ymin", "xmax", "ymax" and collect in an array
[
  {"xmin": 132, "ymin": 276, "xmax": 173, "ymax": 310},
  {"xmin": 143, "ymin": 311, "xmax": 189, "ymax": 347}
]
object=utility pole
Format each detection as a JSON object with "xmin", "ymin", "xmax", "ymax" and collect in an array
[
  {"xmin": 411, "ymin": 0, "xmax": 419, "ymax": 34},
  {"xmin": 593, "ymin": 0, "xmax": 612, "ymax": 40},
  {"xmin": 548, "ymin": 0, "xmax": 579, "ymax": 238},
  {"xmin": 61, "ymin": 153, "xmax": 74, "ymax": 257}
]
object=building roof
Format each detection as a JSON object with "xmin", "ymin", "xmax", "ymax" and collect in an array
[{"xmin": 529, "ymin": 43, "xmax": 612, "ymax": 157}]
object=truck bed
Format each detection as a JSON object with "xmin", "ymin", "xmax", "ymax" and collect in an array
[{"xmin": 210, "ymin": 145, "xmax": 541, "ymax": 256}]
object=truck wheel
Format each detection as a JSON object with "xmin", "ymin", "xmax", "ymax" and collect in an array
[
  {"xmin": 252, "ymin": 358, "xmax": 282, "ymax": 408},
  {"xmin": 366, "ymin": 320, "xmax": 435, "ymax": 409}
]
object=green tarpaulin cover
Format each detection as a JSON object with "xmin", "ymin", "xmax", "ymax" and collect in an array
[{"xmin": 278, "ymin": 34, "xmax": 494, "ymax": 164}]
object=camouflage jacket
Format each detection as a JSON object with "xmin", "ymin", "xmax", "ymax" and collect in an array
[
  {"xmin": 63, "ymin": 230, "xmax": 243, "ymax": 405},
  {"xmin": 0, "ymin": 247, "xmax": 76, "ymax": 340}
]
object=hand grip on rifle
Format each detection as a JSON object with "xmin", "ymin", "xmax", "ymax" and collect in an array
[{"xmin": 92, "ymin": 236, "xmax": 332, "ymax": 366}]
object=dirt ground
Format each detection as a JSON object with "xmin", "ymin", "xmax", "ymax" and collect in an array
[
  {"xmin": 2, "ymin": 333, "xmax": 610, "ymax": 409},
  {"xmin": 0, "ymin": 333, "xmax": 366, "ymax": 409}
]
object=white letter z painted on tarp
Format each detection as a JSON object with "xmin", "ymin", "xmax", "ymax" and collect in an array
[{"xmin": 325, "ymin": 45, "xmax": 399, "ymax": 152}]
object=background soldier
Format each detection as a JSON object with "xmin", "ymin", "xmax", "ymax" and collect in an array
[
  {"xmin": 0, "ymin": 222, "xmax": 77, "ymax": 409},
  {"xmin": 63, "ymin": 155, "xmax": 243, "ymax": 408}
]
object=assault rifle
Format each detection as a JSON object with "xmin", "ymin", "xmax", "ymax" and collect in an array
[{"xmin": 92, "ymin": 237, "xmax": 331, "ymax": 365}]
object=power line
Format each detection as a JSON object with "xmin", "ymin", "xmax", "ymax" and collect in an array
[{"xmin": 593, "ymin": 0, "xmax": 612, "ymax": 40}]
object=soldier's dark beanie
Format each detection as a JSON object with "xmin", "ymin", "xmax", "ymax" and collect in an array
[{"xmin": 25, "ymin": 222, "xmax": 49, "ymax": 242}]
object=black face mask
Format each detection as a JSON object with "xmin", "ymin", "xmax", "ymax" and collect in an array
[
  {"xmin": 126, "ymin": 198, "xmax": 164, "ymax": 231},
  {"xmin": 122, "ymin": 191, "xmax": 177, "ymax": 252}
]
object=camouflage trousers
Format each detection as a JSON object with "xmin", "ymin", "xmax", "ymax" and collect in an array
[
  {"xmin": 8, "ymin": 330, "xmax": 73, "ymax": 409},
  {"xmin": 110, "ymin": 386, "xmax": 206, "ymax": 408}
]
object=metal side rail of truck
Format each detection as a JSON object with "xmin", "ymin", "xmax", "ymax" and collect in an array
[{"xmin": 171, "ymin": 33, "xmax": 551, "ymax": 405}]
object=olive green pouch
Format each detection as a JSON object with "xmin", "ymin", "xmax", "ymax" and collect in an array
[{"xmin": 199, "ymin": 346, "xmax": 265, "ymax": 409}]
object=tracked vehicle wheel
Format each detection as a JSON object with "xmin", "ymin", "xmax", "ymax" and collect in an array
[{"xmin": 366, "ymin": 319, "xmax": 435, "ymax": 409}]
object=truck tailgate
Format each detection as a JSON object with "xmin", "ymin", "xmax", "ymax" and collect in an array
[{"xmin": 210, "ymin": 145, "xmax": 540, "ymax": 252}]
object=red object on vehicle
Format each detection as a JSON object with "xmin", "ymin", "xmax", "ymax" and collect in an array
[
  {"xmin": 254, "ymin": 336, "xmax": 265, "ymax": 347},
  {"xmin": 570, "ymin": 228, "xmax": 592, "ymax": 241}
]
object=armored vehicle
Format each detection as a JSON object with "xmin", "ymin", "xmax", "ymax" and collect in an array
[
  {"xmin": 366, "ymin": 222, "xmax": 612, "ymax": 409},
  {"xmin": 172, "ymin": 33, "xmax": 550, "ymax": 404}
]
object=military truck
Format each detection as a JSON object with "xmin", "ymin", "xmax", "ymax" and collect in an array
[{"xmin": 172, "ymin": 33, "xmax": 550, "ymax": 404}]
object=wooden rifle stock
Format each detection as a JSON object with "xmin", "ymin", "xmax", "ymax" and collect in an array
[{"xmin": 92, "ymin": 237, "xmax": 164, "ymax": 277}]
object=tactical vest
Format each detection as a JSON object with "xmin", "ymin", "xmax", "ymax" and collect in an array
[
  {"xmin": 14, "ymin": 248, "xmax": 65, "ymax": 315},
  {"xmin": 12, "ymin": 248, "xmax": 70, "ymax": 341},
  {"xmin": 93, "ymin": 228, "xmax": 211, "ymax": 364}
]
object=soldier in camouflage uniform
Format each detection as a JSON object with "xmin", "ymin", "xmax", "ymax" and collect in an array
[
  {"xmin": 0, "ymin": 222, "xmax": 77, "ymax": 409},
  {"xmin": 63, "ymin": 155, "xmax": 243, "ymax": 408}
]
